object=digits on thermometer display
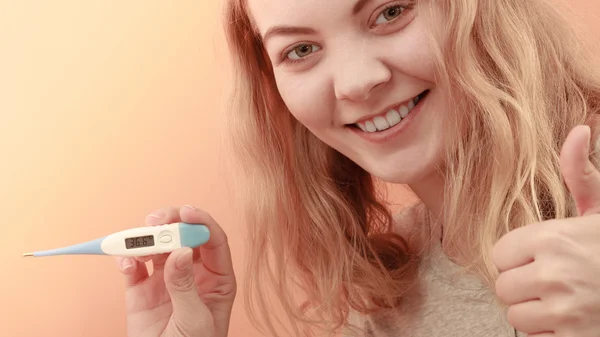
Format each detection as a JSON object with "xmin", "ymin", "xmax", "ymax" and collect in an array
[
  {"xmin": 22, "ymin": 222, "xmax": 210, "ymax": 258},
  {"xmin": 125, "ymin": 235, "xmax": 155, "ymax": 249}
]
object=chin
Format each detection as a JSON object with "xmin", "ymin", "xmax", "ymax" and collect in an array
[
  {"xmin": 368, "ymin": 168, "xmax": 425, "ymax": 185},
  {"xmin": 354, "ymin": 143, "xmax": 443, "ymax": 185},
  {"xmin": 357, "ymin": 161, "xmax": 427, "ymax": 185}
]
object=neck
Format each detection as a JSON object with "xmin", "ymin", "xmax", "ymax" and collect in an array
[{"xmin": 408, "ymin": 170, "xmax": 445, "ymax": 242}]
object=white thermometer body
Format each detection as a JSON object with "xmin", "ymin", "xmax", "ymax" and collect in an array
[{"xmin": 23, "ymin": 222, "xmax": 210, "ymax": 257}]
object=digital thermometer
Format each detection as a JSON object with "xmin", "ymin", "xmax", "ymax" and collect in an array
[{"xmin": 22, "ymin": 222, "xmax": 210, "ymax": 257}]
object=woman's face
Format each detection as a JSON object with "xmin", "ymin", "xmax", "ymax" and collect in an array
[{"xmin": 248, "ymin": 0, "xmax": 449, "ymax": 186}]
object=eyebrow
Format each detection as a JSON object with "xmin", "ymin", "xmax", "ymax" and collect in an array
[
  {"xmin": 352, "ymin": 0, "xmax": 372, "ymax": 15},
  {"xmin": 263, "ymin": 26, "xmax": 316, "ymax": 44},
  {"xmin": 262, "ymin": 0, "xmax": 372, "ymax": 44}
]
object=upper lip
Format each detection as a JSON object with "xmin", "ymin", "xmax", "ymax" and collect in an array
[{"xmin": 347, "ymin": 91, "xmax": 424, "ymax": 125}]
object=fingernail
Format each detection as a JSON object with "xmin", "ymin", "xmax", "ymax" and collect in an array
[
  {"xmin": 585, "ymin": 125, "xmax": 592, "ymax": 143},
  {"xmin": 183, "ymin": 205, "xmax": 196, "ymax": 211},
  {"xmin": 121, "ymin": 258, "xmax": 133, "ymax": 271},
  {"xmin": 145, "ymin": 210, "xmax": 165, "ymax": 224},
  {"xmin": 176, "ymin": 248, "xmax": 194, "ymax": 271},
  {"xmin": 147, "ymin": 210, "xmax": 165, "ymax": 219},
  {"xmin": 582, "ymin": 125, "xmax": 592, "ymax": 154}
]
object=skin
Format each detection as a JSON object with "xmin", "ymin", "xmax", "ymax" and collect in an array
[{"xmin": 247, "ymin": 0, "xmax": 447, "ymax": 218}]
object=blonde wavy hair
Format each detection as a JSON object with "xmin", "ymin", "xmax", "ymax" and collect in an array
[{"xmin": 221, "ymin": 0, "xmax": 600, "ymax": 336}]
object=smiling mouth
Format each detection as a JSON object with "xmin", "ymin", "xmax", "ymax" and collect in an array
[{"xmin": 349, "ymin": 90, "xmax": 430, "ymax": 132}]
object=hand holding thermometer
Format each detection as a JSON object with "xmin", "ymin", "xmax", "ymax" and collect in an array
[{"xmin": 22, "ymin": 222, "xmax": 210, "ymax": 257}]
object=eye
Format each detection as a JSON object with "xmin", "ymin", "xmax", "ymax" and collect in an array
[
  {"xmin": 286, "ymin": 43, "xmax": 321, "ymax": 61},
  {"xmin": 374, "ymin": 5, "xmax": 405, "ymax": 25}
]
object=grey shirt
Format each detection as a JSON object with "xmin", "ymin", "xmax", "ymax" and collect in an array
[{"xmin": 343, "ymin": 241, "xmax": 525, "ymax": 337}]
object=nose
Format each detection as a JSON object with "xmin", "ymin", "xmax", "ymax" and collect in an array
[{"xmin": 333, "ymin": 52, "xmax": 391, "ymax": 102}]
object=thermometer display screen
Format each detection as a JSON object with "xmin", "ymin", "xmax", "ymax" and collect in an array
[{"xmin": 125, "ymin": 235, "xmax": 155, "ymax": 249}]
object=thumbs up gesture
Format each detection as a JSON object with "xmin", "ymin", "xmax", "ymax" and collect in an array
[{"xmin": 493, "ymin": 125, "xmax": 600, "ymax": 336}]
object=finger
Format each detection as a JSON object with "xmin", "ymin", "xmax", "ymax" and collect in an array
[
  {"xmin": 507, "ymin": 300, "xmax": 555, "ymax": 334},
  {"xmin": 560, "ymin": 125, "xmax": 600, "ymax": 215},
  {"xmin": 180, "ymin": 205, "xmax": 235, "ymax": 277},
  {"xmin": 192, "ymin": 246, "xmax": 202, "ymax": 262},
  {"xmin": 144, "ymin": 249, "xmax": 200, "ymax": 269},
  {"xmin": 495, "ymin": 262, "xmax": 540, "ymax": 305},
  {"xmin": 145, "ymin": 206, "xmax": 182, "ymax": 226},
  {"xmin": 134, "ymin": 255, "xmax": 152, "ymax": 263},
  {"xmin": 115, "ymin": 257, "xmax": 149, "ymax": 287},
  {"xmin": 151, "ymin": 254, "xmax": 169, "ymax": 271},
  {"xmin": 163, "ymin": 247, "xmax": 213, "ymax": 332},
  {"xmin": 492, "ymin": 223, "xmax": 540, "ymax": 272},
  {"xmin": 143, "ymin": 207, "xmax": 182, "ymax": 272},
  {"xmin": 527, "ymin": 333, "xmax": 555, "ymax": 337}
]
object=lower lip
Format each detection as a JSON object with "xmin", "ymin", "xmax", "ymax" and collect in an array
[{"xmin": 348, "ymin": 94, "xmax": 427, "ymax": 143}]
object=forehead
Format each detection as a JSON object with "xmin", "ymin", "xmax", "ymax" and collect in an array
[{"xmin": 246, "ymin": 0, "xmax": 358, "ymax": 36}]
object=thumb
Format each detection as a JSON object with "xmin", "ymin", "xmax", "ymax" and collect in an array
[
  {"xmin": 560, "ymin": 125, "xmax": 600, "ymax": 215},
  {"xmin": 163, "ymin": 247, "xmax": 212, "ymax": 332}
]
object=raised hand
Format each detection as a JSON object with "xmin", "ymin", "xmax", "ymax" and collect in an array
[{"xmin": 493, "ymin": 125, "xmax": 600, "ymax": 336}]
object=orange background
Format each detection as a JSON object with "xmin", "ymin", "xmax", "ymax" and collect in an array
[{"xmin": 1, "ymin": 1, "xmax": 598, "ymax": 336}]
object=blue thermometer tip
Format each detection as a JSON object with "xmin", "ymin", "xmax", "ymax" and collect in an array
[{"xmin": 22, "ymin": 236, "xmax": 106, "ymax": 257}]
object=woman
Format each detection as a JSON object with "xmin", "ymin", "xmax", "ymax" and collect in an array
[{"xmin": 115, "ymin": 0, "xmax": 600, "ymax": 336}]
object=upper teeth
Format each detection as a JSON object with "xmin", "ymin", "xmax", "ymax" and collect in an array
[{"xmin": 356, "ymin": 94, "xmax": 421, "ymax": 132}]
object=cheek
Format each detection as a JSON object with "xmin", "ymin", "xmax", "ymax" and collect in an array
[
  {"xmin": 275, "ymin": 73, "xmax": 333, "ymax": 129},
  {"xmin": 384, "ymin": 20, "xmax": 437, "ymax": 83}
]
